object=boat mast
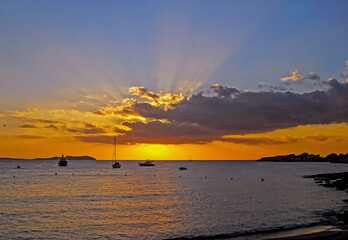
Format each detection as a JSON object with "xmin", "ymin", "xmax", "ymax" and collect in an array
[{"xmin": 113, "ymin": 135, "xmax": 117, "ymax": 163}]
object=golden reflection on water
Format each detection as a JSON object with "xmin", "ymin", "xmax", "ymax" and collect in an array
[
  {"xmin": 0, "ymin": 163, "xmax": 192, "ymax": 239},
  {"xmin": 2, "ymin": 160, "xmax": 348, "ymax": 239}
]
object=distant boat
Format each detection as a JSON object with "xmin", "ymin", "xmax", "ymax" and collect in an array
[
  {"xmin": 112, "ymin": 136, "xmax": 121, "ymax": 168},
  {"xmin": 139, "ymin": 160, "xmax": 155, "ymax": 166},
  {"xmin": 179, "ymin": 166, "xmax": 188, "ymax": 170},
  {"xmin": 58, "ymin": 155, "xmax": 68, "ymax": 166}
]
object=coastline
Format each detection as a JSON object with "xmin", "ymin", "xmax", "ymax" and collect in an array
[
  {"xmin": 228, "ymin": 171, "xmax": 348, "ymax": 240},
  {"xmin": 263, "ymin": 230, "xmax": 348, "ymax": 240},
  {"xmin": 227, "ymin": 226, "xmax": 348, "ymax": 240},
  {"xmin": 246, "ymin": 171, "xmax": 348, "ymax": 240}
]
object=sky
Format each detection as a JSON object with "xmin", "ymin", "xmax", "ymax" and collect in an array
[{"xmin": 1, "ymin": 0, "xmax": 348, "ymax": 160}]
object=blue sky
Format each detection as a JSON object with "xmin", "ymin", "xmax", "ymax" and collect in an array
[
  {"xmin": 1, "ymin": 0, "xmax": 348, "ymax": 159},
  {"xmin": 1, "ymin": 0, "xmax": 348, "ymax": 98}
]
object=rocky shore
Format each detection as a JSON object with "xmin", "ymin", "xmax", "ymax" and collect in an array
[
  {"xmin": 304, "ymin": 172, "xmax": 348, "ymax": 192},
  {"xmin": 271, "ymin": 172, "xmax": 348, "ymax": 240}
]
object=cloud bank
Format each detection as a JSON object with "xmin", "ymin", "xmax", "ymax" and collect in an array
[
  {"xmin": 8, "ymin": 65, "xmax": 348, "ymax": 145},
  {"xmin": 103, "ymin": 78, "xmax": 348, "ymax": 144}
]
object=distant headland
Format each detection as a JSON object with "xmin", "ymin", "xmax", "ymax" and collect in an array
[
  {"xmin": 0, "ymin": 156, "xmax": 96, "ymax": 161},
  {"xmin": 259, "ymin": 152, "xmax": 348, "ymax": 163}
]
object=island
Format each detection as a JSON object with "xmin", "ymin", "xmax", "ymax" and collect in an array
[
  {"xmin": 0, "ymin": 156, "xmax": 96, "ymax": 160},
  {"xmin": 259, "ymin": 152, "xmax": 348, "ymax": 163}
]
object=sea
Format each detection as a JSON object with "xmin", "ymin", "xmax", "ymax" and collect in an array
[{"xmin": 1, "ymin": 160, "xmax": 348, "ymax": 240}]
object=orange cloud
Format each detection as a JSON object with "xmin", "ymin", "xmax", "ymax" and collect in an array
[{"xmin": 281, "ymin": 70, "xmax": 304, "ymax": 81}]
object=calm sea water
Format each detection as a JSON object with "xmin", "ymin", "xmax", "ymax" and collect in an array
[{"xmin": 1, "ymin": 160, "xmax": 348, "ymax": 239}]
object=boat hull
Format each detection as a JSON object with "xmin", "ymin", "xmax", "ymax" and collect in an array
[
  {"xmin": 58, "ymin": 161, "xmax": 68, "ymax": 166},
  {"xmin": 139, "ymin": 163, "xmax": 155, "ymax": 166},
  {"xmin": 112, "ymin": 163, "xmax": 121, "ymax": 168}
]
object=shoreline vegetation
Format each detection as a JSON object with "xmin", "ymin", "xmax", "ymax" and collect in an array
[
  {"xmin": 0, "ymin": 156, "xmax": 96, "ymax": 161},
  {"xmin": 259, "ymin": 152, "xmax": 348, "ymax": 163}
]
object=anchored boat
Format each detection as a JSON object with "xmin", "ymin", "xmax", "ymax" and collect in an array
[
  {"xmin": 58, "ymin": 155, "xmax": 68, "ymax": 166},
  {"xmin": 139, "ymin": 160, "xmax": 155, "ymax": 166},
  {"xmin": 112, "ymin": 136, "xmax": 121, "ymax": 168}
]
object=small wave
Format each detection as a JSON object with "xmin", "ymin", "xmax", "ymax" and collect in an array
[{"xmin": 164, "ymin": 222, "xmax": 322, "ymax": 240}]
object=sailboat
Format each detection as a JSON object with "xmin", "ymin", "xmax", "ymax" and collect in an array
[{"xmin": 112, "ymin": 136, "xmax": 121, "ymax": 168}]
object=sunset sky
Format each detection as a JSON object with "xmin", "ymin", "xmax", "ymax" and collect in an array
[{"xmin": 1, "ymin": 0, "xmax": 348, "ymax": 160}]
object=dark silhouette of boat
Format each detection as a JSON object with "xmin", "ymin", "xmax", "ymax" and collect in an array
[
  {"xmin": 179, "ymin": 167, "xmax": 187, "ymax": 170},
  {"xmin": 112, "ymin": 136, "xmax": 121, "ymax": 168},
  {"xmin": 58, "ymin": 155, "xmax": 68, "ymax": 166},
  {"xmin": 139, "ymin": 160, "xmax": 154, "ymax": 166}
]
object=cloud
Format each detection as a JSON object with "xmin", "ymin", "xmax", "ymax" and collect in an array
[
  {"xmin": 10, "ymin": 74, "xmax": 348, "ymax": 146},
  {"xmin": 15, "ymin": 135, "xmax": 46, "ymax": 139},
  {"xmin": 44, "ymin": 124, "xmax": 60, "ymax": 130},
  {"xmin": 114, "ymin": 81, "xmax": 348, "ymax": 144},
  {"xmin": 281, "ymin": 70, "xmax": 321, "ymax": 84},
  {"xmin": 306, "ymin": 72, "xmax": 321, "ymax": 81},
  {"xmin": 77, "ymin": 121, "xmax": 220, "ymax": 145},
  {"xmin": 305, "ymin": 135, "xmax": 328, "ymax": 142},
  {"xmin": 119, "ymin": 121, "xmax": 219, "ymax": 144},
  {"xmin": 210, "ymin": 84, "xmax": 239, "ymax": 98},
  {"xmin": 221, "ymin": 136, "xmax": 298, "ymax": 145},
  {"xmin": 67, "ymin": 125, "xmax": 106, "ymax": 135},
  {"xmin": 258, "ymin": 83, "xmax": 288, "ymax": 92},
  {"xmin": 341, "ymin": 60, "xmax": 348, "ymax": 82},
  {"xmin": 281, "ymin": 70, "xmax": 304, "ymax": 81},
  {"xmin": 128, "ymin": 86, "xmax": 185, "ymax": 109},
  {"xmin": 19, "ymin": 124, "xmax": 37, "ymax": 128}
]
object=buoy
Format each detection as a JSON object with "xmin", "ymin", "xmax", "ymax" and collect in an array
[
  {"xmin": 230, "ymin": 178, "xmax": 233, "ymax": 180},
  {"xmin": 13, "ymin": 176, "xmax": 15, "ymax": 178},
  {"xmin": 125, "ymin": 174, "xmax": 127, "ymax": 176},
  {"xmin": 55, "ymin": 173, "xmax": 57, "ymax": 175},
  {"xmin": 261, "ymin": 178, "xmax": 264, "ymax": 182},
  {"xmin": 205, "ymin": 176, "xmax": 207, "ymax": 178},
  {"xmin": 17, "ymin": 165, "xmax": 20, "ymax": 169}
]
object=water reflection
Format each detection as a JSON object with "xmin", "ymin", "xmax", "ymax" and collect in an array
[{"xmin": 1, "ymin": 160, "xmax": 348, "ymax": 239}]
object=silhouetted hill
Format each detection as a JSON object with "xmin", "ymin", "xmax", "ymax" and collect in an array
[
  {"xmin": 0, "ymin": 156, "xmax": 96, "ymax": 160},
  {"xmin": 259, "ymin": 152, "xmax": 348, "ymax": 163}
]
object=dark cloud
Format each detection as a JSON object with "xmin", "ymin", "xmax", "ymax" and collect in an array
[
  {"xmin": 67, "ymin": 122, "xmax": 107, "ymax": 134},
  {"xmin": 44, "ymin": 124, "xmax": 60, "ymax": 130},
  {"xmin": 15, "ymin": 135, "xmax": 46, "ymax": 139},
  {"xmin": 258, "ymin": 83, "xmax": 288, "ymax": 92},
  {"xmin": 119, "ymin": 121, "xmax": 219, "ymax": 144},
  {"xmin": 221, "ymin": 136, "xmax": 298, "ymax": 145},
  {"xmin": 305, "ymin": 135, "xmax": 328, "ymax": 142},
  {"xmin": 84, "ymin": 123, "xmax": 96, "ymax": 128},
  {"xmin": 210, "ymin": 84, "xmax": 239, "ymax": 98},
  {"xmin": 115, "ymin": 81, "xmax": 348, "ymax": 143},
  {"xmin": 30, "ymin": 119, "xmax": 60, "ymax": 124},
  {"xmin": 77, "ymin": 121, "xmax": 219, "ymax": 145},
  {"xmin": 82, "ymin": 81, "xmax": 348, "ymax": 145},
  {"xmin": 68, "ymin": 127, "xmax": 106, "ymax": 135},
  {"xmin": 20, "ymin": 124, "xmax": 37, "ymax": 128}
]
